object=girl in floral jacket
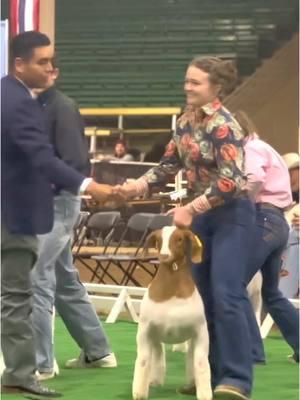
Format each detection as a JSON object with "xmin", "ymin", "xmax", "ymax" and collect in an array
[{"xmin": 114, "ymin": 56, "xmax": 255, "ymax": 400}]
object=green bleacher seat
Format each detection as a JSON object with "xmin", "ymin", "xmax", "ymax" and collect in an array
[{"xmin": 55, "ymin": 0, "xmax": 298, "ymax": 107}]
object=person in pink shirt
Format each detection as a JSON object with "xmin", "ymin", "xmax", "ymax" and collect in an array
[{"xmin": 235, "ymin": 111, "xmax": 299, "ymax": 363}]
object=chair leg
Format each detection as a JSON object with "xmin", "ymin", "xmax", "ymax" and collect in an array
[
  {"xmin": 116, "ymin": 261, "xmax": 141, "ymax": 286},
  {"xmin": 95, "ymin": 259, "xmax": 113, "ymax": 282},
  {"xmin": 119, "ymin": 260, "xmax": 136, "ymax": 285},
  {"xmin": 97, "ymin": 261, "xmax": 121, "ymax": 285},
  {"xmin": 74, "ymin": 257, "xmax": 104, "ymax": 283}
]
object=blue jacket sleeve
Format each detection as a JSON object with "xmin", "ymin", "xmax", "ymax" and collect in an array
[{"xmin": 10, "ymin": 97, "xmax": 85, "ymax": 194}]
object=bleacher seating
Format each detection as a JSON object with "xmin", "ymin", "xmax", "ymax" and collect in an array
[
  {"xmin": 2, "ymin": 0, "xmax": 298, "ymax": 107},
  {"xmin": 55, "ymin": 0, "xmax": 298, "ymax": 107}
]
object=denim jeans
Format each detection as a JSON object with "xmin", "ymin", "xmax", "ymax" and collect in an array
[
  {"xmin": 31, "ymin": 191, "xmax": 111, "ymax": 373},
  {"xmin": 191, "ymin": 197, "xmax": 255, "ymax": 394},
  {"xmin": 245, "ymin": 205, "xmax": 299, "ymax": 357}
]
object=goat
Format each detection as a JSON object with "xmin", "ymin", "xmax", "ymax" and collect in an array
[
  {"xmin": 172, "ymin": 271, "xmax": 263, "ymax": 354},
  {"xmin": 132, "ymin": 226, "xmax": 212, "ymax": 400}
]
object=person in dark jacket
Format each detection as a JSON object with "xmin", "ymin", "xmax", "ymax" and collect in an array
[{"xmin": 1, "ymin": 31, "xmax": 119, "ymax": 397}]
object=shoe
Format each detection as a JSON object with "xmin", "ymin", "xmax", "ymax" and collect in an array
[
  {"xmin": 1, "ymin": 382, "xmax": 62, "ymax": 397},
  {"xmin": 214, "ymin": 385, "xmax": 251, "ymax": 400},
  {"xmin": 176, "ymin": 383, "xmax": 196, "ymax": 395},
  {"xmin": 287, "ymin": 353, "xmax": 299, "ymax": 363},
  {"xmin": 65, "ymin": 352, "xmax": 117, "ymax": 368},
  {"xmin": 36, "ymin": 370, "xmax": 58, "ymax": 381}
]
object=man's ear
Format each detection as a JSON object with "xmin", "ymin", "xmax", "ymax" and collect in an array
[
  {"xmin": 184, "ymin": 230, "xmax": 203, "ymax": 263},
  {"xmin": 145, "ymin": 230, "xmax": 161, "ymax": 251},
  {"xmin": 14, "ymin": 58, "xmax": 26, "ymax": 74}
]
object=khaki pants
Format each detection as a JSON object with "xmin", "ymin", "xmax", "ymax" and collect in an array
[{"xmin": 1, "ymin": 223, "xmax": 38, "ymax": 386}]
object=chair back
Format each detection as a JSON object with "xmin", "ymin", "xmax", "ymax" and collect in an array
[
  {"xmin": 87, "ymin": 211, "xmax": 122, "ymax": 252},
  {"xmin": 147, "ymin": 214, "xmax": 173, "ymax": 231}
]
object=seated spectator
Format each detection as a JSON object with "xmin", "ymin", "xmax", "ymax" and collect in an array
[
  {"xmin": 279, "ymin": 153, "xmax": 299, "ymax": 299},
  {"xmin": 113, "ymin": 140, "xmax": 134, "ymax": 161}
]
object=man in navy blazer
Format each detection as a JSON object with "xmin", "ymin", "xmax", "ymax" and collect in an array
[{"xmin": 1, "ymin": 31, "xmax": 120, "ymax": 397}]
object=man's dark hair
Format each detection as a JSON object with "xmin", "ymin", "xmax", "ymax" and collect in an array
[{"xmin": 9, "ymin": 30, "xmax": 50, "ymax": 66}]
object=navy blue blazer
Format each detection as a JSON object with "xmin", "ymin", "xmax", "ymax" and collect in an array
[{"xmin": 1, "ymin": 75, "xmax": 85, "ymax": 235}]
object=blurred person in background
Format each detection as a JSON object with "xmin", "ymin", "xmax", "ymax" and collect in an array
[
  {"xmin": 31, "ymin": 63, "xmax": 117, "ymax": 381},
  {"xmin": 235, "ymin": 111, "xmax": 299, "ymax": 365},
  {"xmin": 114, "ymin": 139, "xmax": 134, "ymax": 161},
  {"xmin": 279, "ymin": 153, "xmax": 299, "ymax": 301}
]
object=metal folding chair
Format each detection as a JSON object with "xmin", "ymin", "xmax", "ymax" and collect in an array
[
  {"xmin": 92, "ymin": 213, "xmax": 157, "ymax": 285},
  {"xmin": 71, "ymin": 211, "xmax": 90, "ymax": 250},
  {"xmin": 73, "ymin": 211, "xmax": 121, "ymax": 282}
]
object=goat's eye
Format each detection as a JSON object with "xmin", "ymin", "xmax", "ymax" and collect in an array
[{"xmin": 178, "ymin": 237, "xmax": 183, "ymax": 242}]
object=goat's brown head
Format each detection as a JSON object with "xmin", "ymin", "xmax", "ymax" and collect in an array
[{"xmin": 145, "ymin": 226, "xmax": 202, "ymax": 264}]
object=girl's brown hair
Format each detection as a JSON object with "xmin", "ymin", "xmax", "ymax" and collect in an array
[
  {"xmin": 189, "ymin": 56, "xmax": 238, "ymax": 100},
  {"xmin": 233, "ymin": 110, "xmax": 258, "ymax": 137}
]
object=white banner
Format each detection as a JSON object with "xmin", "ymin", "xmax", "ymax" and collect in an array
[{"xmin": 1, "ymin": 20, "xmax": 9, "ymax": 78}]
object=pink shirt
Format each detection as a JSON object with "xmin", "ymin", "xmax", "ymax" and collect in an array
[{"xmin": 245, "ymin": 135, "xmax": 292, "ymax": 208}]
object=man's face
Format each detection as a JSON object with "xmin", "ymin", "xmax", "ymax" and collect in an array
[
  {"xmin": 289, "ymin": 167, "xmax": 299, "ymax": 192},
  {"xmin": 184, "ymin": 66, "xmax": 220, "ymax": 107},
  {"xmin": 115, "ymin": 143, "xmax": 126, "ymax": 157},
  {"xmin": 14, "ymin": 45, "xmax": 54, "ymax": 89},
  {"xmin": 32, "ymin": 67, "xmax": 59, "ymax": 96}
]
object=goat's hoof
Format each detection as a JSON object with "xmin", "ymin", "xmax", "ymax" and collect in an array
[
  {"xmin": 150, "ymin": 378, "xmax": 164, "ymax": 387},
  {"xmin": 132, "ymin": 390, "xmax": 149, "ymax": 400}
]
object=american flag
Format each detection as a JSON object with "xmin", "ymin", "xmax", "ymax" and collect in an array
[{"xmin": 10, "ymin": 0, "xmax": 40, "ymax": 37}]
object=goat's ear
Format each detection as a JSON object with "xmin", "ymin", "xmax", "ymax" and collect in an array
[
  {"xmin": 145, "ymin": 230, "xmax": 161, "ymax": 250},
  {"xmin": 185, "ymin": 231, "xmax": 203, "ymax": 263}
]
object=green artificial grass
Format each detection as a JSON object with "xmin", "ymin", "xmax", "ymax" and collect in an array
[{"xmin": 2, "ymin": 318, "xmax": 299, "ymax": 400}]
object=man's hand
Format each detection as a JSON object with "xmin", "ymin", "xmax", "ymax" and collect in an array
[
  {"xmin": 166, "ymin": 205, "xmax": 195, "ymax": 228},
  {"xmin": 291, "ymin": 212, "xmax": 300, "ymax": 230},
  {"xmin": 112, "ymin": 182, "xmax": 138, "ymax": 200},
  {"xmin": 85, "ymin": 181, "xmax": 126, "ymax": 207}
]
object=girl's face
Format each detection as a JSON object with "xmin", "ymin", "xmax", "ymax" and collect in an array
[{"xmin": 184, "ymin": 66, "xmax": 220, "ymax": 108}]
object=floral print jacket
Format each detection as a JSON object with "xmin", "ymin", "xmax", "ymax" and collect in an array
[{"xmin": 142, "ymin": 99, "xmax": 247, "ymax": 206}]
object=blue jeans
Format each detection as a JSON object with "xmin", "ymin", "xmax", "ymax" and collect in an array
[
  {"xmin": 245, "ymin": 205, "xmax": 299, "ymax": 357},
  {"xmin": 191, "ymin": 197, "xmax": 255, "ymax": 394},
  {"xmin": 31, "ymin": 191, "xmax": 111, "ymax": 373}
]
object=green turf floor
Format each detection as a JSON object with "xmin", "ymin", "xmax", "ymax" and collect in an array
[{"xmin": 2, "ymin": 318, "xmax": 299, "ymax": 400}]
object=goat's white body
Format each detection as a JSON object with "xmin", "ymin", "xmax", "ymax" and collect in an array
[
  {"xmin": 133, "ymin": 288, "xmax": 212, "ymax": 400},
  {"xmin": 172, "ymin": 271, "xmax": 263, "ymax": 355},
  {"xmin": 139, "ymin": 289, "xmax": 206, "ymax": 343}
]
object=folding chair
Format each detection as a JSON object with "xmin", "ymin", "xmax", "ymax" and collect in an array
[
  {"xmin": 71, "ymin": 211, "xmax": 90, "ymax": 250},
  {"xmin": 121, "ymin": 213, "xmax": 173, "ymax": 285},
  {"xmin": 73, "ymin": 211, "xmax": 121, "ymax": 282},
  {"xmin": 92, "ymin": 213, "xmax": 157, "ymax": 285}
]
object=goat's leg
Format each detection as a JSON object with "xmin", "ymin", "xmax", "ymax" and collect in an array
[
  {"xmin": 150, "ymin": 342, "xmax": 166, "ymax": 387},
  {"xmin": 132, "ymin": 325, "xmax": 152, "ymax": 400},
  {"xmin": 192, "ymin": 327, "xmax": 212, "ymax": 400},
  {"xmin": 185, "ymin": 340, "xmax": 195, "ymax": 385}
]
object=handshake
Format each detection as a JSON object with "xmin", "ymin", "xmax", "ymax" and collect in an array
[{"xmin": 85, "ymin": 180, "xmax": 140, "ymax": 208}]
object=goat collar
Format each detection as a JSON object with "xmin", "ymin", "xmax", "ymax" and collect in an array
[
  {"xmin": 172, "ymin": 262, "xmax": 179, "ymax": 271},
  {"xmin": 160, "ymin": 256, "xmax": 187, "ymax": 272}
]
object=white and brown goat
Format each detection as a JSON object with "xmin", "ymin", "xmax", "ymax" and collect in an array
[{"xmin": 132, "ymin": 226, "xmax": 212, "ymax": 400}]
